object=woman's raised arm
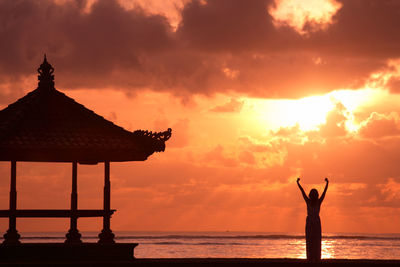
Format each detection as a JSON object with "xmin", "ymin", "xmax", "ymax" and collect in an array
[
  {"xmin": 297, "ymin": 178, "xmax": 309, "ymax": 202},
  {"xmin": 319, "ymin": 178, "xmax": 329, "ymax": 204}
]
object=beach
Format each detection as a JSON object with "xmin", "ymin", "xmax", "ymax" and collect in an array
[
  {"xmin": 2, "ymin": 233, "xmax": 400, "ymax": 266},
  {"xmin": 0, "ymin": 258, "xmax": 400, "ymax": 266},
  {"xmin": 1, "ymin": 232, "xmax": 399, "ymax": 266},
  {"xmin": 14, "ymin": 232, "xmax": 400, "ymax": 260}
]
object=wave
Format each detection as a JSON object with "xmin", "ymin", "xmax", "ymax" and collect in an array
[
  {"xmin": 151, "ymin": 241, "xmax": 185, "ymax": 245},
  {"xmin": 325, "ymin": 235, "xmax": 400, "ymax": 241},
  {"xmin": 196, "ymin": 242, "xmax": 246, "ymax": 246},
  {"xmin": 149, "ymin": 241, "xmax": 246, "ymax": 246},
  {"xmin": 17, "ymin": 234, "xmax": 400, "ymax": 241},
  {"xmin": 116, "ymin": 234, "xmax": 400, "ymax": 241},
  {"xmin": 116, "ymin": 234, "xmax": 304, "ymax": 240}
]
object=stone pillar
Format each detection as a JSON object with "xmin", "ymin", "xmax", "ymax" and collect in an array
[
  {"xmin": 3, "ymin": 161, "xmax": 21, "ymax": 244},
  {"xmin": 98, "ymin": 161, "xmax": 115, "ymax": 243},
  {"xmin": 65, "ymin": 161, "xmax": 82, "ymax": 243}
]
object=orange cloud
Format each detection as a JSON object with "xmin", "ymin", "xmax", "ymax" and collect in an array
[
  {"xmin": 2, "ymin": 0, "xmax": 400, "ymax": 235},
  {"xmin": 269, "ymin": 0, "xmax": 342, "ymax": 34},
  {"xmin": 1, "ymin": 0, "xmax": 400, "ymax": 101},
  {"xmin": 210, "ymin": 98, "xmax": 244, "ymax": 113},
  {"xmin": 358, "ymin": 112, "xmax": 400, "ymax": 139}
]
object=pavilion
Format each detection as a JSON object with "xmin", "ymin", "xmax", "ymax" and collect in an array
[{"xmin": 0, "ymin": 56, "xmax": 171, "ymax": 260}]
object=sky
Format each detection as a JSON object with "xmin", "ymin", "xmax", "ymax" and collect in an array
[{"xmin": 1, "ymin": 0, "xmax": 400, "ymax": 234}]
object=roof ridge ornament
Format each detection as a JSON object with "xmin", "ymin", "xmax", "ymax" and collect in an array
[{"xmin": 37, "ymin": 54, "xmax": 55, "ymax": 89}]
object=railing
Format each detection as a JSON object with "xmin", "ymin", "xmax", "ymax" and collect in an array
[{"xmin": 0, "ymin": 209, "xmax": 115, "ymax": 218}]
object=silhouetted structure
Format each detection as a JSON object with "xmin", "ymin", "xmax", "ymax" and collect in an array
[
  {"xmin": 0, "ymin": 56, "xmax": 171, "ymax": 259},
  {"xmin": 297, "ymin": 178, "xmax": 329, "ymax": 262}
]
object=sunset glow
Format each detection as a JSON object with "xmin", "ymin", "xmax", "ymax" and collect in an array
[
  {"xmin": 248, "ymin": 89, "xmax": 383, "ymax": 132},
  {"xmin": 1, "ymin": 0, "xmax": 400, "ymax": 247},
  {"xmin": 250, "ymin": 95, "xmax": 335, "ymax": 131}
]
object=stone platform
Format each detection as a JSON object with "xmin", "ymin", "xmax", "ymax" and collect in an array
[
  {"xmin": 0, "ymin": 243, "xmax": 137, "ymax": 261},
  {"xmin": 1, "ymin": 258, "xmax": 400, "ymax": 266}
]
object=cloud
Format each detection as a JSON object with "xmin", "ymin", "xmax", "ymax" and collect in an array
[
  {"xmin": 0, "ymin": 0, "xmax": 174, "ymax": 85},
  {"xmin": 232, "ymin": 101, "xmax": 400, "ymax": 194},
  {"xmin": 177, "ymin": 0, "xmax": 279, "ymax": 52},
  {"xmin": 314, "ymin": 0, "xmax": 400, "ymax": 58},
  {"xmin": 388, "ymin": 77, "xmax": 400, "ymax": 93},
  {"xmin": 270, "ymin": 0, "xmax": 342, "ymax": 35},
  {"xmin": 318, "ymin": 102, "xmax": 348, "ymax": 138},
  {"xmin": 358, "ymin": 112, "xmax": 400, "ymax": 139},
  {"xmin": 3, "ymin": 93, "xmax": 400, "ymax": 232},
  {"xmin": 210, "ymin": 98, "xmax": 244, "ymax": 113},
  {"xmin": 3, "ymin": 0, "xmax": 400, "ymax": 233},
  {"xmin": 1, "ymin": 0, "xmax": 400, "ymax": 101},
  {"xmin": 167, "ymin": 118, "xmax": 191, "ymax": 148},
  {"xmin": 379, "ymin": 178, "xmax": 400, "ymax": 202},
  {"xmin": 203, "ymin": 145, "xmax": 239, "ymax": 167}
]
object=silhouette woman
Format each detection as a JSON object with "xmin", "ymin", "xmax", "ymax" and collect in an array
[{"xmin": 297, "ymin": 177, "xmax": 329, "ymax": 262}]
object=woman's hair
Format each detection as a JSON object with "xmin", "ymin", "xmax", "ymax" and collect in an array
[{"xmin": 309, "ymin": 188, "xmax": 319, "ymax": 201}]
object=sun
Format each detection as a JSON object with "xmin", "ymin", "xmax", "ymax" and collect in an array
[
  {"xmin": 262, "ymin": 95, "xmax": 334, "ymax": 131},
  {"xmin": 244, "ymin": 89, "xmax": 382, "ymax": 133}
]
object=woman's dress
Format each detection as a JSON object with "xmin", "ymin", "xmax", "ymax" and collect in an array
[{"xmin": 306, "ymin": 200, "xmax": 321, "ymax": 261}]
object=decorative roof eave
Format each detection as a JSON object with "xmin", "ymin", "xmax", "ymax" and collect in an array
[
  {"xmin": 133, "ymin": 128, "xmax": 172, "ymax": 152},
  {"xmin": 0, "ymin": 128, "xmax": 172, "ymax": 164},
  {"xmin": 0, "ymin": 148, "xmax": 150, "ymax": 164}
]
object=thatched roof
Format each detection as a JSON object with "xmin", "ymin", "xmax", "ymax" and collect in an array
[{"xmin": 0, "ymin": 56, "xmax": 171, "ymax": 163}]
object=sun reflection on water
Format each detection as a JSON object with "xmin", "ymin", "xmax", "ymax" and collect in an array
[
  {"xmin": 322, "ymin": 240, "xmax": 336, "ymax": 259},
  {"xmin": 288, "ymin": 239, "xmax": 306, "ymax": 259},
  {"xmin": 280, "ymin": 238, "xmax": 337, "ymax": 259}
]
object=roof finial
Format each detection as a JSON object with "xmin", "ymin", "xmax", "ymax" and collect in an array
[{"xmin": 37, "ymin": 54, "xmax": 55, "ymax": 89}]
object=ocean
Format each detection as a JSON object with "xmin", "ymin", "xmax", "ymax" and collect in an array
[{"xmin": 10, "ymin": 232, "xmax": 400, "ymax": 259}]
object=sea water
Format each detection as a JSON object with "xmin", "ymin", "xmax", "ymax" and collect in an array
[{"xmin": 10, "ymin": 232, "xmax": 400, "ymax": 259}]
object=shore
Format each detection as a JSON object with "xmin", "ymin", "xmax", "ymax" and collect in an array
[{"xmin": 1, "ymin": 258, "xmax": 399, "ymax": 266}]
